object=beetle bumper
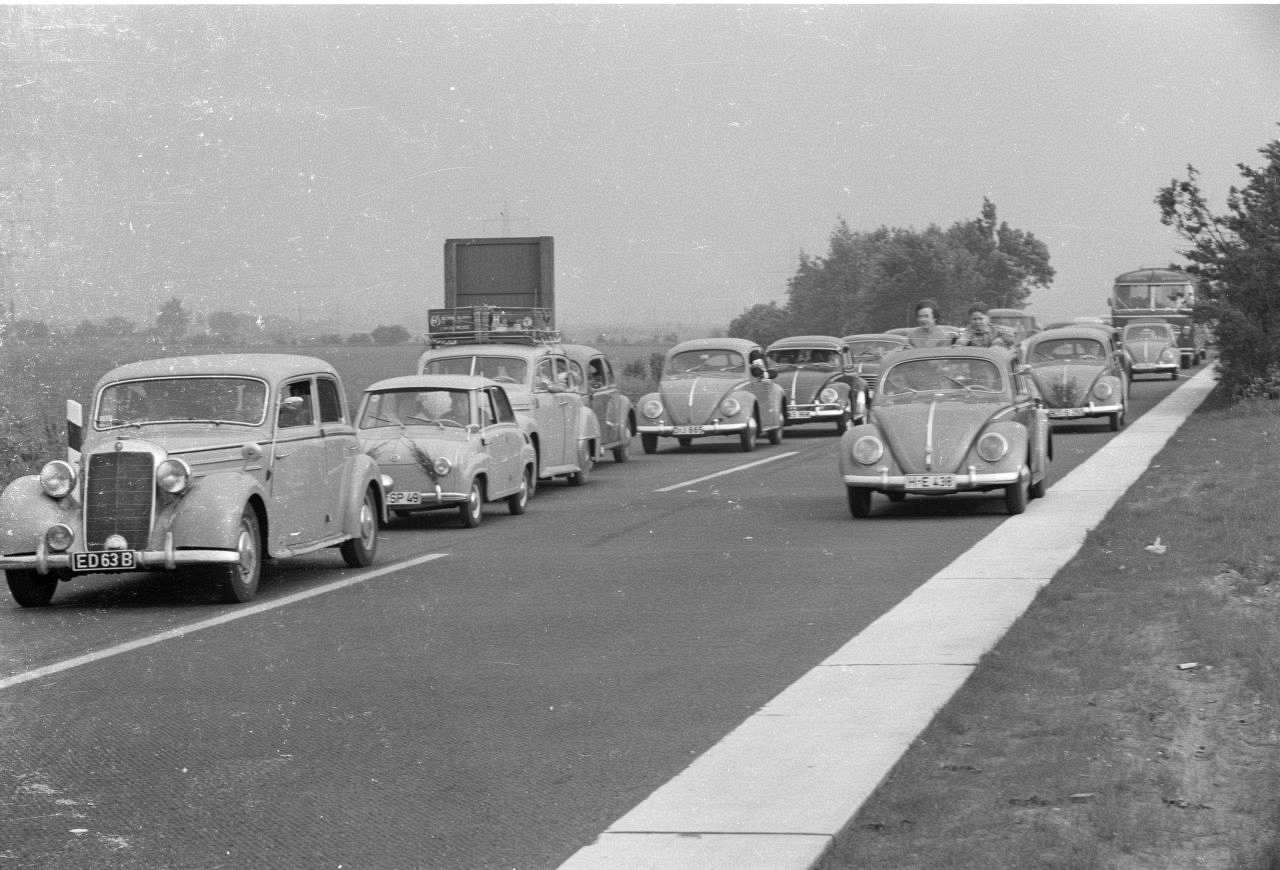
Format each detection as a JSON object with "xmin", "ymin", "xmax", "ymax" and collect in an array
[
  {"xmin": 784, "ymin": 403, "xmax": 847, "ymax": 423},
  {"xmin": 842, "ymin": 467, "xmax": 1024, "ymax": 493},
  {"xmin": 636, "ymin": 421, "xmax": 749, "ymax": 437},
  {"xmin": 1046, "ymin": 402, "xmax": 1124, "ymax": 419}
]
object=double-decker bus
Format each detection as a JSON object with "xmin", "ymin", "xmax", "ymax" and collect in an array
[{"xmin": 1108, "ymin": 267, "xmax": 1207, "ymax": 368}]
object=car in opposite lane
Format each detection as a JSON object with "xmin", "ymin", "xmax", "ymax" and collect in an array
[{"xmin": 0, "ymin": 354, "xmax": 385, "ymax": 606}]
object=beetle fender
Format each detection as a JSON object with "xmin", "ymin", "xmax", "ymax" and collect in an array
[
  {"xmin": 169, "ymin": 472, "xmax": 268, "ymax": 549},
  {"xmin": 0, "ymin": 475, "xmax": 78, "ymax": 553},
  {"xmin": 968, "ymin": 419, "xmax": 1029, "ymax": 473}
]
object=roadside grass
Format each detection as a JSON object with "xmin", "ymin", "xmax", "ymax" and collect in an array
[{"xmin": 822, "ymin": 385, "xmax": 1280, "ymax": 869}]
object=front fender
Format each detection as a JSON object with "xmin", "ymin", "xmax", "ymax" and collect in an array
[
  {"xmin": 342, "ymin": 453, "xmax": 386, "ymax": 534},
  {"xmin": 0, "ymin": 476, "xmax": 77, "ymax": 554},
  {"xmin": 169, "ymin": 472, "xmax": 268, "ymax": 549}
]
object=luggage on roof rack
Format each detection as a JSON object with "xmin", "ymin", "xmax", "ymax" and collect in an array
[{"xmin": 426, "ymin": 306, "xmax": 559, "ymax": 347}]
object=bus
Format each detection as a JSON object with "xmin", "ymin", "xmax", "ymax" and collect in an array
[{"xmin": 1108, "ymin": 267, "xmax": 1207, "ymax": 368}]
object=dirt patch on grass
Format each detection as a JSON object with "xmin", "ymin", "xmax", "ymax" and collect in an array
[{"xmin": 821, "ymin": 390, "xmax": 1280, "ymax": 869}]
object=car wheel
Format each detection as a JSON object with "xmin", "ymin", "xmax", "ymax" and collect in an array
[
  {"xmin": 1109, "ymin": 408, "xmax": 1125, "ymax": 431},
  {"xmin": 1171, "ymin": 370, "xmax": 1178, "ymax": 380},
  {"xmin": 846, "ymin": 486, "xmax": 873, "ymax": 518},
  {"xmin": 612, "ymin": 423, "xmax": 631, "ymax": 462},
  {"xmin": 568, "ymin": 441, "xmax": 593, "ymax": 486},
  {"xmin": 217, "ymin": 507, "xmax": 263, "ymax": 603},
  {"xmin": 340, "ymin": 487, "xmax": 379, "ymax": 567},
  {"xmin": 739, "ymin": 417, "xmax": 757, "ymax": 452},
  {"xmin": 767, "ymin": 416, "xmax": 783, "ymax": 445},
  {"xmin": 508, "ymin": 465, "xmax": 532, "ymax": 515},
  {"xmin": 1005, "ymin": 469, "xmax": 1030, "ymax": 515},
  {"xmin": 887, "ymin": 491, "xmax": 906, "ymax": 503},
  {"xmin": 641, "ymin": 433, "xmax": 658, "ymax": 454},
  {"xmin": 459, "ymin": 478, "xmax": 484, "ymax": 528},
  {"xmin": 6, "ymin": 570, "xmax": 56, "ymax": 607},
  {"xmin": 835, "ymin": 417, "xmax": 848, "ymax": 435}
]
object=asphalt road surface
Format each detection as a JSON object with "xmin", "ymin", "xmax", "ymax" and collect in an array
[{"xmin": 0, "ymin": 372, "xmax": 1190, "ymax": 869}]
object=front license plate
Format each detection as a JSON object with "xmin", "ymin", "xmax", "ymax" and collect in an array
[
  {"xmin": 672, "ymin": 425, "xmax": 703, "ymax": 436},
  {"xmin": 386, "ymin": 491, "xmax": 423, "ymax": 506},
  {"xmin": 71, "ymin": 550, "xmax": 138, "ymax": 573},
  {"xmin": 788, "ymin": 410, "xmax": 813, "ymax": 419},
  {"xmin": 906, "ymin": 474, "xmax": 956, "ymax": 490},
  {"xmin": 1048, "ymin": 409, "xmax": 1083, "ymax": 419}
]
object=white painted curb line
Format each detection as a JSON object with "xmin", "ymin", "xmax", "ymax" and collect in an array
[{"xmin": 561, "ymin": 368, "xmax": 1217, "ymax": 869}]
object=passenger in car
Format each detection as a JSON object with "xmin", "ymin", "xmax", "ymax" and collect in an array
[
  {"xmin": 957, "ymin": 303, "xmax": 1017, "ymax": 350},
  {"xmin": 906, "ymin": 300, "xmax": 956, "ymax": 347}
]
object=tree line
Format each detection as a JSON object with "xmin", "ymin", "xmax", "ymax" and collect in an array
[{"xmin": 728, "ymin": 199, "xmax": 1054, "ymax": 346}]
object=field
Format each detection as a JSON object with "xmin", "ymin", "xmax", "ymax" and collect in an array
[{"xmin": 0, "ymin": 338, "xmax": 672, "ymax": 484}]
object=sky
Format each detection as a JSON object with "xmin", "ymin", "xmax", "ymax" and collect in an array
[{"xmin": 8, "ymin": 4, "xmax": 1280, "ymax": 336}]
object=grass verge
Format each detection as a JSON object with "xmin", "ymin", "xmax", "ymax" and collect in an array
[{"xmin": 822, "ymin": 385, "xmax": 1280, "ymax": 869}]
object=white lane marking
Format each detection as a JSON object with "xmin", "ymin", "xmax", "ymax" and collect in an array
[
  {"xmin": 0, "ymin": 552, "xmax": 448, "ymax": 692},
  {"xmin": 654, "ymin": 452, "xmax": 798, "ymax": 492}
]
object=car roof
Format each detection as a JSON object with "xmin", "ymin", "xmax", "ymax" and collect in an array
[
  {"xmin": 558, "ymin": 343, "xmax": 605, "ymax": 361},
  {"xmin": 420, "ymin": 344, "xmax": 553, "ymax": 361},
  {"xmin": 882, "ymin": 346, "xmax": 1015, "ymax": 365},
  {"xmin": 668, "ymin": 337, "xmax": 761, "ymax": 355},
  {"xmin": 1029, "ymin": 326, "xmax": 1117, "ymax": 343},
  {"xmin": 365, "ymin": 374, "xmax": 494, "ymax": 392},
  {"xmin": 97, "ymin": 353, "xmax": 338, "ymax": 387},
  {"xmin": 1114, "ymin": 267, "xmax": 1191, "ymax": 284},
  {"xmin": 765, "ymin": 335, "xmax": 845, "ymax": 350},
  {"xmin": 843, "ymin": 333, "xmax": 910, "ymax": 344}
]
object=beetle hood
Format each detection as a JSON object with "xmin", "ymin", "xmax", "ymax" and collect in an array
[
  {"xmin": 776, "ymin": 367, "xmax": 841, "ymax": 403},
  {"xmin": 874, "ymin": 398, "xmax": 1009, "ymax": 474},
  {"xmin": 659, "ymin": 375, "xmax": 749, "ymax": 425},
  {"xmin": 1123, "ymin": 338, "xmax": 1174, "ymax": 364}
]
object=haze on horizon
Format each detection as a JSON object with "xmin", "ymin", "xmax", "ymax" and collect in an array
[{"xmin": 4, "ymin": 4, "xmax": 1279, "ymax": 336}]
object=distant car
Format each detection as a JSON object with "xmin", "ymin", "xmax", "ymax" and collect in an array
[
  {"xmin": 637, "ymin": 338, "xmax": 786, "ymax": 453},
  {"xmin": 765, "ymin": 335, "xmax": 866, "ymax": 434},
  {"xmin": 843, "ymin": 333, "xmax": 911, "ymax": 396},
  {"xmin": 1024, "ymin": 327, "xmax": 1129, "ymax": 431},
  {"xmin": 356, "ymin": 375, "xmax": 536, "ymax": 527},
  {"xmin": 839, "ymin": 347, "xmax": 1051, "ymax": 517},
  {"xmin": 561, "ymin": 344, "xmax": 636, "ymax": 462},
  {"xmin": 1120, "ymin": 320, "xmax": 1180, "ymax": 380},
  {"xmin": 986, "ymin": 308, "xmax": 1041, "ymax": 343},
  {"xmin": 0, "ymin": 354, "xmax": 386, "ymax": 606},
  {"xmin": 417, "ymin": 335, "xmax": 602, "ymax": 486}
]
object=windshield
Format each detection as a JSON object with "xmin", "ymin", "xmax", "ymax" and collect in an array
[
  {"xmin": 766, "ymin": 348, "xmax": 838, "ymax": 368},
  {"xmin": 421, "ymin": 355, "xmax": 527, "ymax": 384},
  {"xmin": 878, "ymin": 358, "xmax": 1004, "ymax": 400},
  {"xmin": 1029, "ymin": 337, "xmax": 1106, "ymax": 364},
  {"xmin": 665, "ymin": 349, "xmax": 745, "ymax": 375},
  {"xmin": 847, "ymin": 339, "xmax": 904, "ymax": 359},
  {"xmin": 1114, "ymin": 283, "xmax": 1193, "ymax": 310},
  {"xmin": 359, "ymin": 388, "xmax": 471, "ymax": 429},
  {"xmin": 96, "ymin": 377, "xmax": 268, "ymax": 428},
  {"xmin": 1123, "ymin": 323, "xmax": 1174, "ymax": 342}
]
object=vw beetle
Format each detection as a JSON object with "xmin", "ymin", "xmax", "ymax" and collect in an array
[
  {"xmin": 0, "ymin": 355, "xmax": 385, "ymax": 606},
  {"xmin": 356, "ymin": 374, "xmax": 536, "ymax": 527},
  {"xmin": 839, "ymin": 347, "xmax": 1051, "ymax": 517},
  {"xmin": 842, "ymin": 332, "xmax": 911, "ymax": 397},
  {"xmin": 765, "ymin": 335, "xmax": 866, "ymax": 434},
  {"xmin": 1024, "ymin": 326, "xmax": 1129, "ymax": 430},
  {"xmin": 1120, "ymin": 320, "xmax": 1180, "ymax": 380},
  {"xmin": 636, "ymin": 338, "xmax": 786, "ymax": 453}
]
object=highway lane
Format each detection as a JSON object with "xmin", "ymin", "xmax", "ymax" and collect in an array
[{"xmin": 0, "ymin": 372, "xmax": 1190, "ymax": 868}]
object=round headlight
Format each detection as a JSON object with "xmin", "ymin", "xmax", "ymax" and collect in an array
[
  {"xmin": 1092, "ymin": 380, "xmax": 1114, "ymax": 400},
  {"xmin": 39, "ymin": 461, "xmax": 76, "ymax": 499},
  {"xmin": 1160, "ymin": 348, "xmax": 1178, "ymax": 363},
  {"xmin": 155, "ymin": 458, "xmax": 191, "ymax": 494},
  {"xmin": 819, "ymin": 386, "xmax": 840, "ymax": 404},
  {"xmin": 977, "ymin": 432, "xmax": 1009, "ymax": 463},
  {"xmin": 720, "ymin": 396, "xmax": 741, "ymax": 417},
  {"xmin": 641, "ymin": 398, "xmax": 664, "ymax": 419},
  {"xmin": 44, "ymin": 524, "xmax": 74, "ymax": 553},
  {"xmin": 852, "ymin": 435, "xmax": 883, "ymax": 465},
  {"xmin": 433, "ymin": 456, "xmax": 452, "ymax": 476}
]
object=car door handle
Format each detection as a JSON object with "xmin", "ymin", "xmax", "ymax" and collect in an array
[{"xmin": 275, "ymin": 450, "xmax": 293, "ymax": 458}]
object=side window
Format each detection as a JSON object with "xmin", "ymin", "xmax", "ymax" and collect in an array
[
  {"xmin": 317, "ymin": 377, "xmax": 344, "ymax": 424},
  {"xmin": 278, "ymin": 379, "xmax": 314, "ymax": 429},
  {"xmin": 479, "ymin": 390, "xmax": 498, "ymax": 427},
  {"xmin": 588, "ymin": 358, "xmax": 608, "ymax": 390},
  {"xmin": 490, "ymin": 387, "xmax": 516, "ymax": 424},
  {"xmin": 535, "ymin": 358, "xmax": 556, "ymax": 392},
  {"xmin": 567, "ymin": 359, "xmax": 587, "ymax": 393}
]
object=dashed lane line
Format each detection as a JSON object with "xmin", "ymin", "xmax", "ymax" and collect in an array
[
  {"xmin": 654, "ymin": 451, "xmax": 799, "ymax": 493},
  {"xmin": 0, "ymin": 552, "xmax": 448, "ymax": 692}
]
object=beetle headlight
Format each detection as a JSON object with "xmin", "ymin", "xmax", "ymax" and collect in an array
[
  {"xmin": 44, "ymin": 524, "xmax": 74, "ymax": 552},
  {"xmin": 977, "ymin": 432, "xmax": 1009, "ymax": 462},
  {"xmin": 641, "ymin": 398, "xmax": 664, "ymax": 419},
  {"xmin": 1092, "ymin": 380, "xmax": 1114, "ymax": 401},
  {"xmin": 720, "ymin": 396, "xmax": 741, "ymax": 417},
  {"xmin": 155, "ymin": 458, "xmax": 191, "ymax": 494},
  {"xmin": 39, "ymin": 461, "xmax": 76, "ymax": 499},
  {"xmin": 1160, "ymin": 348, "xmax": 1178, "ymax": 363},
  {"xmin": 433, "ymin": 456, "xmax": 452, "ymax": 476},
  {"xmin": 819, "ymin": 386, "xmax": 839, "ymax": 404},
  {"xmin": 852, "ymin": 435, "xmax": 883, "ymax": 465}
]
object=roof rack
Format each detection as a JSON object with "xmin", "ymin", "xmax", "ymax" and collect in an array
[{"xmin": 425, "ymin": 306, "xmax": 559, "ymax": 347}]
